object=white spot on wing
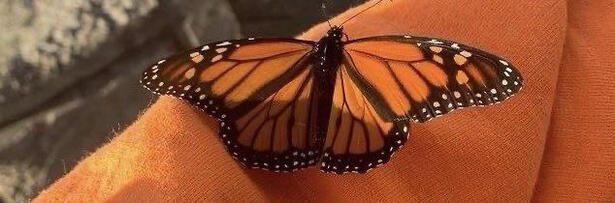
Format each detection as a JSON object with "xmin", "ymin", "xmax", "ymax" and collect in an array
[
  {"xmin": 429, "ymin": 39, "xmax": 444, "ymax": 44},
  {"xmin": 433, "ymin": 102, "xmax": 440, "ymax": 107},
  {"xmin": 460, "ymin": 50, "xmax": 472, "ymax": 57},
  {"xmin": 429, "ymin": 46, "xmax": 443, "ymax": 53},
  {"xmin": 216, "ymin": 41, "xmax": 232, "ymax": 46},
  {"xmin": 499, "ymin": 60, "xmax": 509, "ymax": 66},
  {"xmin": 211, "ymin": 54, "xmax": 223, "ymax": 62},
  {"xmin": 215, "ymin": 48, "xmax": 228, "ymax": 53},
  {"xmin": 454, "ymin": 91, "xmax": 461, "ymax": 98},
  {"xmin": 433, "ymin": 55, "xmax": 444, "ymax": 64}
]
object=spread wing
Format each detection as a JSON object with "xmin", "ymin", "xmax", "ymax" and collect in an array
[
  {"xmin": 141, "ymin": 38, "xmax": 323, "ymax": 172},
  {"xmin": 320, "ymin": 35, "xmax": 523, "ymax": 174}
]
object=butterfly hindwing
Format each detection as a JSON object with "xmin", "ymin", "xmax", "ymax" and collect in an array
[
  {"xmin": 320, "ymin": 62, "xmax": 409, "ymax": 173},
  {"xmin": 141, "ymin": 38, "xmax": 323, "ymax": 171}
]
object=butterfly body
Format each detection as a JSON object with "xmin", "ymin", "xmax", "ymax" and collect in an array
[
  {"xmin": 140, "ymin": 26, "xmax": 523, "ymax": 174},
  {"xmin": 310, "ymin": 26, "xmax": 346, "ymax": 149}
]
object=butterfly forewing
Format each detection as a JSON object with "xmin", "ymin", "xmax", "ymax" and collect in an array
[
  {"xmin": 141, "ymin": 38, "xmax": 324, "ymax": 171},
  {"xmin": 343, "ymin": 36, "xmax": 523, "ymax": 123}
]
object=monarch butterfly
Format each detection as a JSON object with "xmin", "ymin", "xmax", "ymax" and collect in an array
[{"xmin": 140, "ymin": 10, "xmax": 522, "ymax": 174}]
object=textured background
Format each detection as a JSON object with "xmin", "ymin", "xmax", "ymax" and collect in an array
[{"xmin": 0, "ymin": 0, "xmax": 361, "ymax": 202}]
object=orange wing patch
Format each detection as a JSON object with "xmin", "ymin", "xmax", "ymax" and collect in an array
[
  {"xmin": 412, "ymin": 61, "xmax": 448, "ymax": 87},
  {"xmin": 211, "ymin": 61, "xmax": 259, "ymax": 95},
  {"xmin": 346, "ymin": 50, "xmax": 412, "ymax": 117},
  {"xmin": 224, "ymin": 52, "xmax": 305, "ymax": 108},
  {"xmin": 464, "ymin": 63, "xmax": 487, "ymax": 87},
  {"xmin": 456, "ymin": 70, "xmax": 470, "ymax": 85},
  {"xmin": 200, "ymin": 61, "xmax": 237, "ymax": 82},
  {"xmin": 229, "ymin": 41, "xmax": 312, "ymax": 60},
  {"xmin": 389, "ymin": 61, "xmax": 430, "ymax": 102},
  {"xmin": 345, "ymin": 40, "xmax": 424, "ymax": 61}
]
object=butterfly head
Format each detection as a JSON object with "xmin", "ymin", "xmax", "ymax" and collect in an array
[{"xmin": 327, "ymin": 26, "xmax": 344, "ymax": 40}]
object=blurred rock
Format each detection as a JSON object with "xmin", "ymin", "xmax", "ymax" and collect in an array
[
  {"xmin": 229, "ymin": 0, "xmax": 363, "ymax": 37},
  {"xmin": 0, "ymin": 0, "xmax": 159, "ymax": 125},
  {"xmin": 0, "ymin": 0, "xmax": 239, "ymax": 202}
]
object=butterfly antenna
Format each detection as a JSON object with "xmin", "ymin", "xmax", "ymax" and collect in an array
[
  {"xmin": 321, "ymin": 1, "xmax": 333, "ymax": 28},
  {"xmin": 339, "ymin": 0, "xmax": 385, "ymax": 26}
]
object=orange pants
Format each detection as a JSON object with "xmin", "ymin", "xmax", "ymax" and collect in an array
[{"xmin": 34, "ymin": 0, "xmax": 615, "ymax": 202}]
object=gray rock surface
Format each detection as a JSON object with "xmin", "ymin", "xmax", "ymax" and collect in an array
[
  {"xmin": 231, "ymin": 0, "xmax": 362, "ymax": 37},
  {"xmin": 0, "ymin": 0, "xmax": 239, "ymax": 202},
  {"xmin": 0, "ymin": 0, "xmax": 359, "ymax": 202},
  {"xmin": 0, "ymin": 0, "xmax": 159, "ymax": 125}
]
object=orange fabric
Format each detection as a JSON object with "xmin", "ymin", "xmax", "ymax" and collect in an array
[{"xmin": 33, "ymin": 0, "xmax": 614, "ymax": 202}]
